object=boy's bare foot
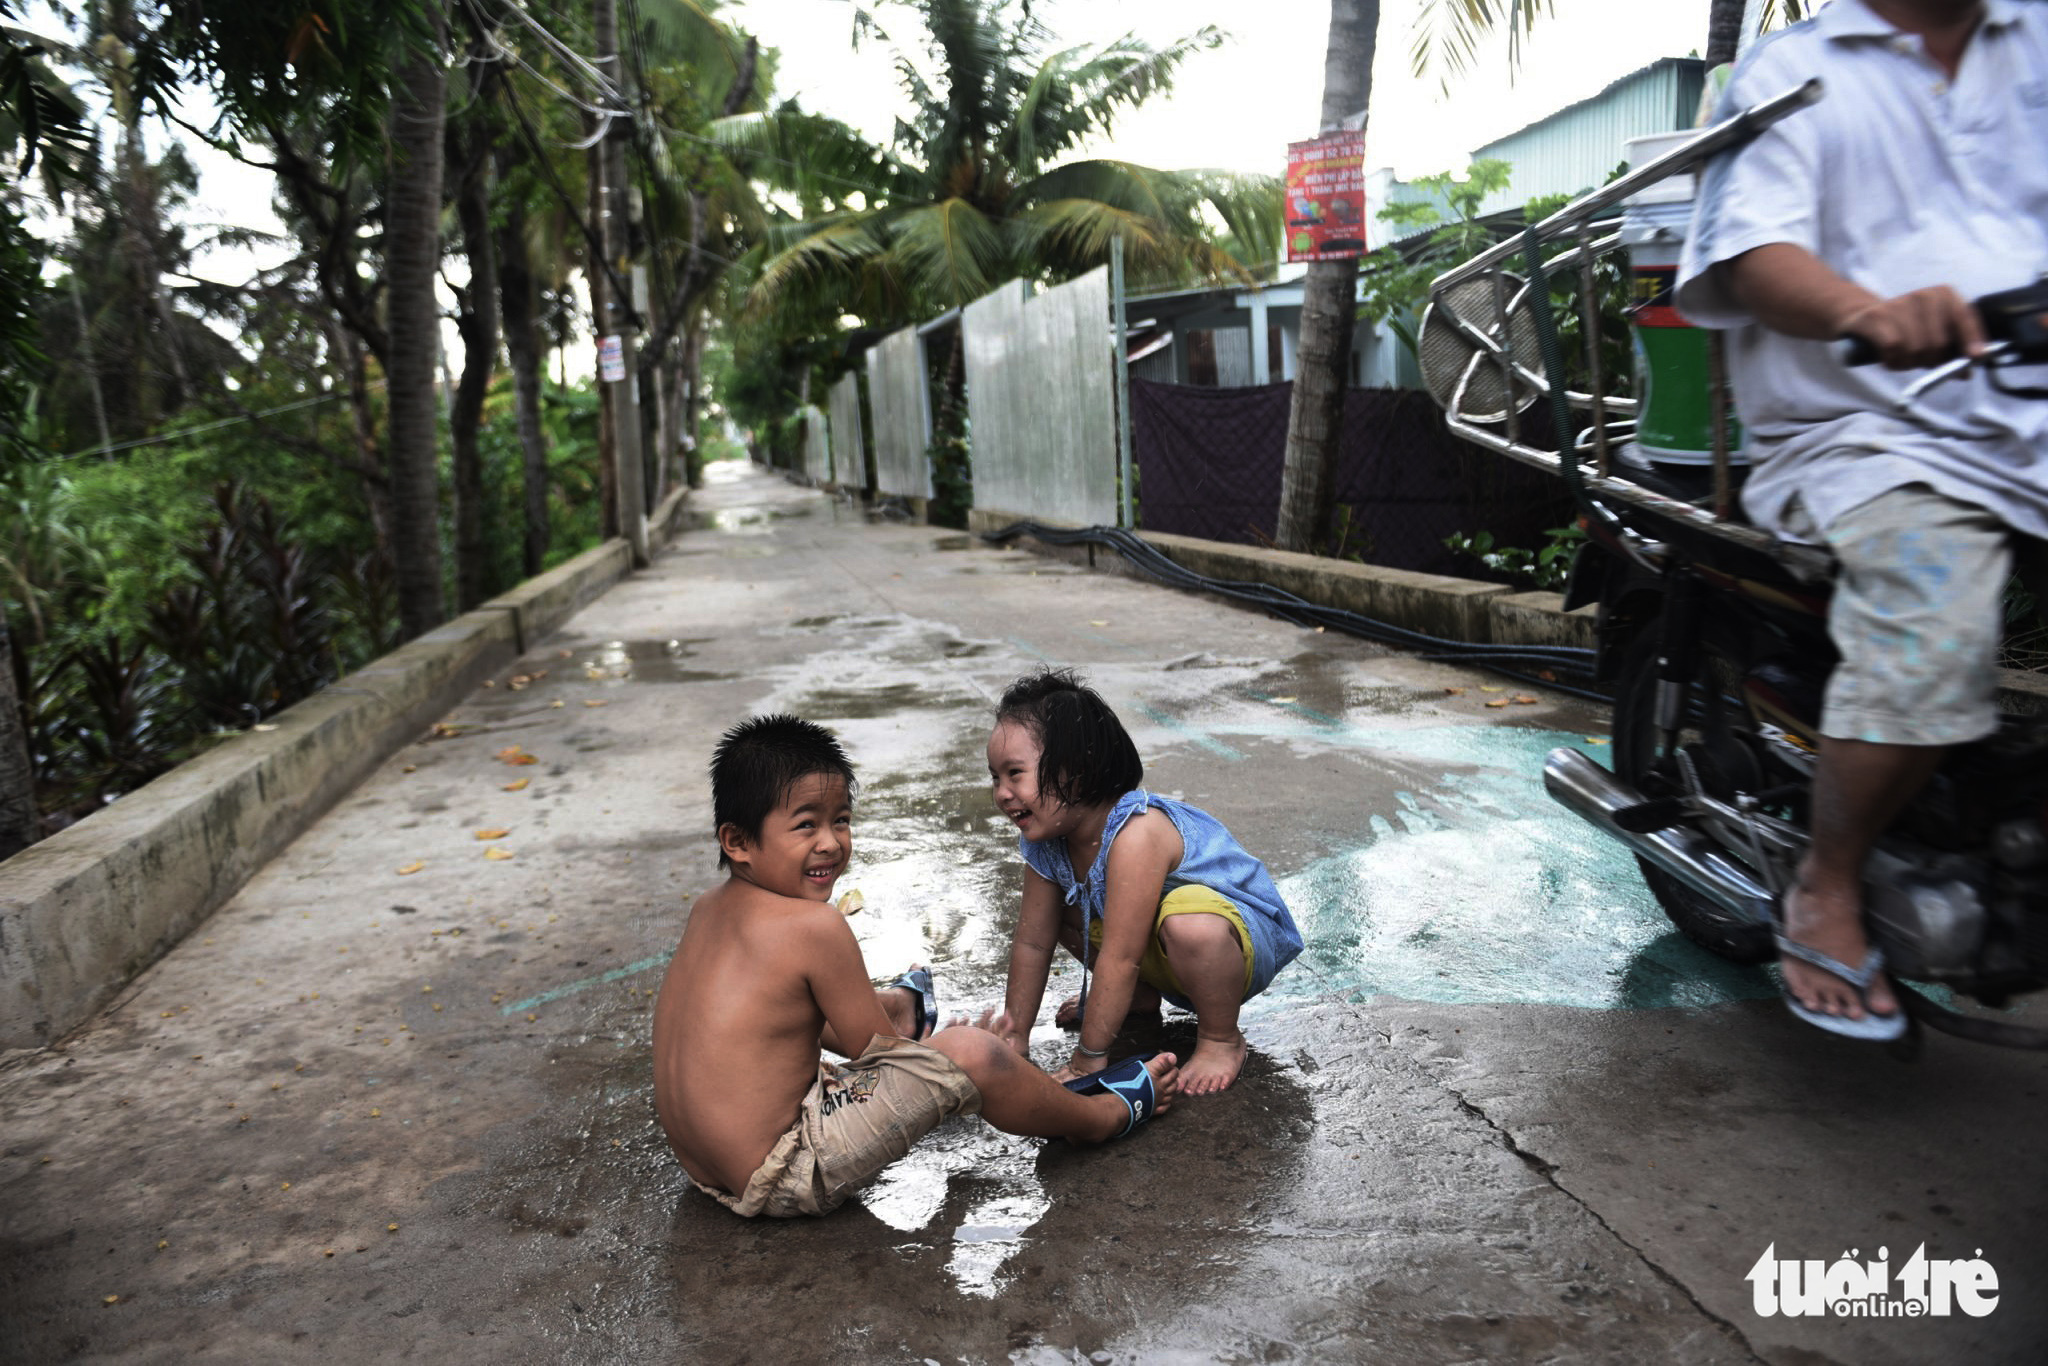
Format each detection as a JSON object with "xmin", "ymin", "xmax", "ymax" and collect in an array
[
  {"xmin": 1178, "ymin": 1029, "xmax": 1247, "ymax": 1095},
  {"xmin": 1055, "ymin": 984, "xmax": 1162, "ymax": 1030},
  {"xmin": 1080, "ymin": 1053, "xmax": 1181, "ymax": 1141}
]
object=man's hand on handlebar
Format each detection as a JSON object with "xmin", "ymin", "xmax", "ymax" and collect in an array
[{"xmin": 1836, "ymin": 285, "xmax": 1988, "ymax": 370}]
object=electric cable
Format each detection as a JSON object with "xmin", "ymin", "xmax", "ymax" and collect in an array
[{"xmin": 979, "ymin": 521, "xmax": 1611, "ymax": 702}]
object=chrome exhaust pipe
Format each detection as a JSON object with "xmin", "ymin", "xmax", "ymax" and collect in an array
[{"xmin": 1543, "ymin": 747, "xmax": 1775, "ymax": 921}]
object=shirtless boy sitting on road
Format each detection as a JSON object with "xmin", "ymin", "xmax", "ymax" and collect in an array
[{"xmin": 653, "ymin": 714, "xmax": 1180, "ymax": 1218}]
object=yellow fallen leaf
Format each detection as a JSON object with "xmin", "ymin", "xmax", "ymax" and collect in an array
[
  {"xmin": 156, "ymin": 1240, "xmax": 167, "ymax": 1251},
  {"xmin": 502, "ymin": 778, "xmax": 529, "ymax": 792},
  {"xmin": 103, "ymin": 1295, "xmax": 120, "ymax": 1305},
  {"xmin": 1089, "ymin": 619, "xmax": 1109, "ymax": 626},
  {"xmin": 396, "ymin": 861, "xmax": 424, "ymax": 876},
  {"xmin": 836, "ymin": 888, "xmax": 865, "ymax": 917},
  {"xmin": 1485, "ymin": 699, "xmax": 1510, "ymax": 708},
  {"xmin": 481, "ymin": 680, "xmax": 495, "ymax": 688},
  {"xmin": 1479, "ymin": 685, "xmax": 1505, "ymax": 693},
  {"xmin": 402, "ymin": 765, "xmax": 416, "ymax": 773},
  {"xmin": 281, "ymin": 1182, "xmax": 291, "ymax": 1191},
  {"xmin": 474, "ymin": 828, "xmax": 511, "ymax": 841},
  {"xmin": 1270, "ymin": 696, "xmax": 1297, "ymax": 704},
  {"xmin": 583, "ymin": 699, "xmax": 606, "ymax": 708},
  {"xmin": 484, "ymin": 847, "xmax": 515, "ymax": 861},
  {"xmin": 388, "ymin": 1223, "xmax": 399, "ymax": 1233},
  {"xmin": 506, "ymin": 753, "xmax": 539, "ymax": 766},
  {"xmin": 369, "ymin": 1108, "xmax": 381, "ymax": 1118},
  {"xmin": 550, "ymin": 700, "xmax": 565, "ymax": 709},
  {"xmin": 525, "ymin": 1013, "xmax": 538, "ymax": 1022},
  {"xmin": 1585, "ymin": 737, "xmax": 1610, "ymax": 745},
  {"xmin": 1512, "ymin": 694, "xmax": 1538, "ymax": 705}
]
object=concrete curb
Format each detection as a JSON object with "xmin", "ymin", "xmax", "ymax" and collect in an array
[
  {"xmin": 968, "ymin": 509, "xmax": 2048, "ymax": 714},
  {"xmin": 0, "ymin": 489, "xmax": 693, "ymax": 1052},
  {"xmin": 965, "ymin": 510, "xmax": 1596, "ymax": 650}
]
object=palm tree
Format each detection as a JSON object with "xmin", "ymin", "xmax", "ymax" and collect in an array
[
  {"xmin": 1408, "ymin": 1, "xmax": 1811, "ymax": 87},
  {"xmin": 725, "ymin": 0, "xmax": 1279, "ymax": 322},
  {"xmin": 382, "ymin": 2, "xmax": 449, "ymax": 637},
  {"xmin": 1275, "ymin": 0, "xmax": 1377, "ymax": 554}
]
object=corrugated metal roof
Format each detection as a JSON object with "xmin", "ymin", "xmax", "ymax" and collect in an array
[
  {"xmin": 1380, "ymin": 57, "xmax": 1706, "ymax": 242},
  {"xmin": 1472, "ymin": 57, "xmax": 1705, "ymax": 217}
]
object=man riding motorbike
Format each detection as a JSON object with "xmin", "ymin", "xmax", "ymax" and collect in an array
[{"xmin": 1674, "ymin": 0, "xmax": 2048, "ymax": 1040}]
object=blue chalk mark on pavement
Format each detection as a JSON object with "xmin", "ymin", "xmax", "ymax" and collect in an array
[
  {"xmin": 504, "ymin": 954, "xmax": 668, "ymax": 1014},
  {"xmin": 1135, "ymin": 702, "xmax": 1246, "ymax": 761}
]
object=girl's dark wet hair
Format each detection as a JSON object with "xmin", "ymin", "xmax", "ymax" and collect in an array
[
  {"xmin": 710, "ymin": 714, "xmax": 857, "ymax": 869},
  {"xmin": 995, "ymin": 668, "xmax": 1142, "ymax": 811}
]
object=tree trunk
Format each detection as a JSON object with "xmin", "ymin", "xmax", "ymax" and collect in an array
[
  {"xmin": 384, "ymin": 5, "xmax": 450, "ymax": 638},
  {"xmin": 495, "ymin": 177, "xmax": 551, "ymax": 578},
  {"xmin": 327, "ymin": 316, "xmax": 391, "ymax": 545},
  {"xmin": 1274, "ymin": 0, "xmax": 1378, "ymax": 554},
  {"xmin": 649, "ymin": 357, "xmax": 671, "ymax": 506},
  {"xmin": 1705, "ymin": 0, "xmax": 1747, "ymax": 69},
  {"xmin": 450, "ymin": 114, "xmax": 499, "ymax": 612},
  {"xmin": 586, "ymin": 134, "xmax": 618, "ymax": 538},
  {"xmin": 0, "ymin": 604, "xmax": 37, "ymax": 861},
  {"xmin": 683, "ymin": 316, "xmax": 705, "ymax": 487}
]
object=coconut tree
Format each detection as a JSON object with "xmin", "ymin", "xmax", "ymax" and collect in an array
[
  {"xmin": 725, "ymin": 0, "xmax": 1280, "ymax": 322},
  {"xmin": 1408, "ymin": 0, "xmax": 1811, "ymax": 85}
]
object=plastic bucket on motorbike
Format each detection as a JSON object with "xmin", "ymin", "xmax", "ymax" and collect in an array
[{"xmin": 1621, "ymin": 134, "xmax": 1745, "ymax": 468}]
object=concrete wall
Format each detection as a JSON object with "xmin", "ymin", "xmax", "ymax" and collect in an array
[{"xmin": 0, "ymin": 485, "xmax": 691, "ymax": 1053}]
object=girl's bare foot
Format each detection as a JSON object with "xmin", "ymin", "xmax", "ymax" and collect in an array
[
  {"xmin": 1054, "ymin": 984, "xmax": 1162, "ymax": 1029},
  {"xmin": 1179, "ymin": 1029, "xmax": 1247, "ymax": 1095}
]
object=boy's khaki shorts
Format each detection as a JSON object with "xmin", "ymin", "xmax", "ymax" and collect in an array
[{"xmin": 691, "ymin": 1034, "xmax": 981, "ymax": 1218}]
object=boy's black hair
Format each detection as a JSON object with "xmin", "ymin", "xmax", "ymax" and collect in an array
[
  {"xmin": 710, "ymin": 714, "xmax": 857, "ymax": 869},
  {"xmin": 994, "ymin": 668, "xmax": 1142, "ymax": 811}
]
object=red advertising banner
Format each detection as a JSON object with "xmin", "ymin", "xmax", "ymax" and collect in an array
[{"xmin": 1285, "ymin": 131, "xmax": 1367, "ymax": 263}]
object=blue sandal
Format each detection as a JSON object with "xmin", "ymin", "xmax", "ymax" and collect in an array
[
  {"xmin": 1062, "ymin": 1054, "xmax": 1163, "ymax": 1136},
  {"xmin": 887, "ymin": 966, "xmax": 937, "ymax": 1040},
  {"xmin": 1773, "ymin": 935, "xmax": 1906, "ymax": 1042}
]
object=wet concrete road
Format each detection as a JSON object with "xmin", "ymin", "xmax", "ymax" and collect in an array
[{"xmin": 3, "ymin": 461, "xmax": 2043, "ymax": 1364}]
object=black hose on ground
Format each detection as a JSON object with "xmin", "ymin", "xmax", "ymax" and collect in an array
[{"xmin": 978, "ymin": 521, "xmax": 1613, "ymax": 704}]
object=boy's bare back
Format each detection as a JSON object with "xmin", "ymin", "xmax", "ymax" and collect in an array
[{"xmin": 652, "ymin": 880, "xmax": 858, "ymax": 1195}]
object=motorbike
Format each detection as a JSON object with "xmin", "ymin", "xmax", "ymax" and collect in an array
[{"xmin": 1418, "ymin": 79, "xmax": 2048, "ymax": 1051}]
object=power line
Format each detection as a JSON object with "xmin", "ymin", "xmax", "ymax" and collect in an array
[{"xmin": 58, "ymin": 387, "xmax": 373, "ymax": 461}]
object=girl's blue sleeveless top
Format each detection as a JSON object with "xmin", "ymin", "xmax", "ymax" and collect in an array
[{"xmin": 1018, "ymin": 790, "xmax": 1303, "ymax": 1000}]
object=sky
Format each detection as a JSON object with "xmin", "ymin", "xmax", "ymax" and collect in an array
[
  {"xmin": 731, "ymin": 0, "xmax": 1723, "ymax": 180},
  {"xmin": 140, "ymin": 0, "xmax": 1724, "ymax": 274}
]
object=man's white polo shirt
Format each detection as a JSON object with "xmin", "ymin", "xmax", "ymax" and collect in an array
[{"xmin": 1676, "ymin": 0, "xmax": 2048, "ymax": 543}]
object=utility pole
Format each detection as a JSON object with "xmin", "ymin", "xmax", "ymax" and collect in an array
[{"xmin": 593, "ymin": 0, "xmax": 650, "ymax": 566}]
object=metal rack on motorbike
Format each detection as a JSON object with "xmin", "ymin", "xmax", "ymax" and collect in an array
[{"xmin": 1420, "ymin": 78, "xmax": 2048, "ymax": 1054}]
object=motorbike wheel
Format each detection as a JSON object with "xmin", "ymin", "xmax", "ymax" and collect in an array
[{"xmin": 1609, "ymin": 632, "xmax": 1779, "ymax": 965}]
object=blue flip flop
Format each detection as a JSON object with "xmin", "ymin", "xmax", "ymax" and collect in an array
[
  {"xmin": 1773, "ymin": 935, "xmax": 1907, "ymax": 1042},
  {"xmin": 888, "ymin": 966, "xmax": 937, "ymax": 1040},
  {"xmin": 1062, "ymin": 1054, "xmax": 1163, "ymax": 1136}
]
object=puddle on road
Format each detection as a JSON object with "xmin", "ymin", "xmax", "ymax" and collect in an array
[
  {"xmin": 1247, "ymin": 726, "xmax": 1774, "ymax": 1018},
  {"xmin": 579, "ymin": 639, "xmax": 733, "ymax": 685},
  {"xmin": 686, "ymin": 503, "xmax": 820, "ymax": 534}
]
